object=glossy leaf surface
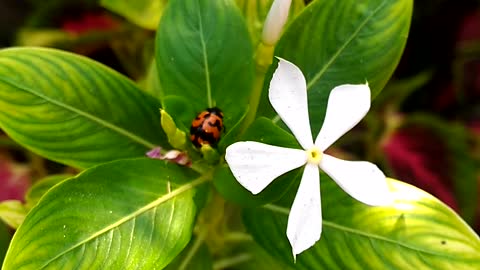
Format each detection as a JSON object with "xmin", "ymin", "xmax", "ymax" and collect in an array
[
  {"xmin": 3, "ymin": 158, "xmax": 204, "ymax": 270},
  {"xmin": 259, "ymin": 0, "xmax": 413, "ymax": 135},
  {"xmin": 25, "ymin": 174, "xmax": 72, "ymax": 209},
  {"xmin": 244, "ymin": 176, "xmax": 480, "ymax": 269},
  {"xmin": 156, "ymin": 0, "xmax": 254, "ymax": 132},
  {"xmin": 0, "ymin": 48, "xmax": 166, "ymax": 169},
  {"xmin": 215, "ymin": 117, "xmax": 301, "ymax": 207}
]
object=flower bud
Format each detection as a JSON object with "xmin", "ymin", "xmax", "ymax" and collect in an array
[
  {"xmin": 160, "ymin": 109, "xmax": 187, "ymax": 150},
  {"xmin": 200, "ymin": 143, "xmax": 220, "ymax": 164},
  {"xmin": 261, "ymin": 0, "xmax": 292, "ymax": 45}
]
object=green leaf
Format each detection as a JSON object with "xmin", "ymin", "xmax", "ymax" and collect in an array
[
  {"xmin": 139, "ymin": 60, "xmax": 163, "ymax": 100},
  {"xmin": 0, "ymin": 221, "xmax": 10, "ymax": 265},
  {"xmin": 213, "ymin": 165, "xmax": 300, "ymax": 208},
  {"xmin": 0, "ymin": 175, "xmax": 73, "ymax": 229},
  {"xmin": 214, "ymin": 117, "xmax": 301, "ymax": 207},
  {"xmin": 0, "ymin": 47, "xmax": 167, "ymax": 169},
  {"xmin": 162, "ymin": 96, "xmax": 197, "ymax": 133},
  {"xmin": 2, "ymin": 158, "xmax": 208, "ymax": 270},
  {"xmin": 241, "ymin": 117, "xmax": 300, "ymax": 149},
  {"xmin": 0, "ymin": 201, "xmax": 27, "ymax": 229},
  {"xmin": 100, "ymin": 0, "xmax": 167, "ymax": 30},
  {"xmin": 156, "ymin": 0, "xmax": 255, "ymax": 132},
  {"xmin": 25, "ymin": 174, "xmax": 73, "ymax": 209},
  {"xmin": 259, "ymin": 0, "xmax": 413, "ymax": 135},
  {"xmin": 165, "ymin": 238, "xmax": 213, "ymax": 270},
  {"xmin": 374, "ymin": 70, "xmax": 433, "ymax": 109},
  {"xmin": 232, "ymin": 242, "xmax": 294, "ymax": 270},
  {"xmin": 235, "ymin": 0, "xmax": 305, "ymax": 46},
  {"xmin": 243, "ymin": 176, "xmax": 480, "ymax": 269},
  {"xmin": 216, "ymin": 107, "xmax": 248, "ymax": 152}
]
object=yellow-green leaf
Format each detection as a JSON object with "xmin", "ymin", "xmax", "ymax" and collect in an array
[
  {"xmin": 3, "ymin": 158, "xmax": 207, "ymax": 270},
  {"xmin": 101, "ymin": 0, "xmax": 167, "ymax": 30},
  {"xmin": 244, "ymin": 177, "xmax": 480, "ymax": 269},
  {"xmin": 0, "ymin": 48, "xmax": 167, "ymax": 169}
]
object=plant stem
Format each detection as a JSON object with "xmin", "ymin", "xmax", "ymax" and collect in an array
[
  {"xmin": 263, "ymin": 203, "xmax": 289, "ymax": 215},
  {"xmin": 223, "ymin": 232, "xmax": 253, "ymax": 243},
  {"xmin": 190, "ymin": 162, "xmax": 208, "ymax": 175},
  {"xmin": 178, "ymin": 229, "xmax": 208, "ymax": 270},
  {"xmin": 241, "ymin": 42, "xmax": 275, "ymax": 132},
  {"xmin": 213, "ymin": 253, "xmax": 252, "ymax": 270}
]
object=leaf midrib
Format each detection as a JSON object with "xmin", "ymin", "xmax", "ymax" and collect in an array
[
  {"xmin": 305, "ymin": 0, "xmax": 388, "ymax": 90},
  {"xmin": 196, "ymin": 0, "xmax": 213, "ymax": 108},
  {"xmin": 271, "ymin": 1, "xmax": 388, "ymax": 124},
  {"xmin": 39, "ymin": 175, "xmax": 210, "ymax": 269},
  {"xmin": 263, "ymin": 204, "xmax": 476, "ymax": 260},
  {"xmin": 0, "ymin": 76, "xmax": 156, "ymax": 150},
  {"xmin": 272, "ymin": 1, "xmax": 387, "ymax": 123}
]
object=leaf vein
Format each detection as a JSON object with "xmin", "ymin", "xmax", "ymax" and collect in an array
[
  {"xmin": 101, "ymin": 230, "xmax": 113, "ymax": 269},
  {"xmin": 306, "ymin": 0, "xmax": 388, "ymax": 90},
  {"xmin": 196, "ymin": 0, "xmax": 213, "ymax": 107},
  {"xmin": 0, "ymin": 76, "xmax": 156, "ymax": 150},
  {"xmin": 124, "ymin": 217, "xmax": 136, "ymax": 267},
  {"xmin": 38, "ymin": 175, "xmax": 209, "ymax": 269},
  {"xmin": 263, "ymin": 204, "xmax": 469, "ymax": 260}
]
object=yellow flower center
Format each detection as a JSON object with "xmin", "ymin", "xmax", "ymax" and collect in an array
[{"xmin": 306, "ymin": 147, "xmax": 323, "ymax": 165}]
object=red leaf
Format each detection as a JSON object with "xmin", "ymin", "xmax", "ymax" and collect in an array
[
  {"xmin": 383, "ymin": 126, "xmax": 459, "ymax": 210},
  {"xmin": 62, "ymin": 13, "xmax": 120, "ymax": 35},
  {"xmin": 0, "ymin": 158, "xmax": 31, "ymax": 202}
]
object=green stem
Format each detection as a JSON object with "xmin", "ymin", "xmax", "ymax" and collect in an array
[
  {"xmin": 223, "ymin": 232, "xmax": 253, "ymax": 243},
  {"xmin": 178, "ymin": 229, "xmax": 208, "ymax": 270},
  {"xmin": 190, "ymin": 162, "xmax": 208, "ymax": 175},
  {"xmin": 241, "ymin": 42, "xmax": 275, "ymax": 132},
  {"xmin": 213, "ymin": 253, "xmax": 252, "ymax": 270},
  {"xmin": 263, "ymin": 203, "xmax": 289, "ymax": 214}
]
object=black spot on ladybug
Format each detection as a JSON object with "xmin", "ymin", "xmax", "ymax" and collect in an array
[{"xmin": 190, "ymin": 107, "xmax": 224, "ymax": 148}]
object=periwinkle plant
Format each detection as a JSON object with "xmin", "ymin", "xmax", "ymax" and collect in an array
[{"xmin": 0, "ymin": 0, "xmax": 479, "ymax": 269}]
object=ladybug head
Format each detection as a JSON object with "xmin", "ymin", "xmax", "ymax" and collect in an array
[{"xmin": 207, "ymin": 107, "xmax": 224, "ymax": 118}]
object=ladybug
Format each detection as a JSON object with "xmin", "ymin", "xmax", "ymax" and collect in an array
[{"xmin": 190, "ymin": 107, "xmax": 224, "ymax": 148}]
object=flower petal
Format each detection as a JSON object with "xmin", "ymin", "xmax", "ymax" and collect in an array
[
  {"xmin": 320, "ymin": 154, "xmax": 392, "ymax": 206},
  {"xmin": 262, "ymin": 0, "xmax": 293, "ymax": 45},
  {"xmin": 287, "ymin": 163, "xmax": 322, "ymax": 258},
  {"xmin": 315, "ymin": 84, "xmax": 371, "ymax": 151},
  {"xmin": 269, "ymin": 58, "xmax": 314, "ymax": 149},
  {"xmin": 225, "ymin": 141, "xmax": 306, "ymax": 194}
]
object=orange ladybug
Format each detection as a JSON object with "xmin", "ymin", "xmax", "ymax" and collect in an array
[{"xmin": 190, "ymin": 107, "xmax": 224, "ymax": 148}]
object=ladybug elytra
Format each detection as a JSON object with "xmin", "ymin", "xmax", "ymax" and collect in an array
[{"xmin": 190, "ymin": 107, "xmax": 224, "ymax": 148}]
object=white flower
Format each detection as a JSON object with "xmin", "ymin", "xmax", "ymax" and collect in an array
[
  {"xmin": 225, "ymin": 58, "xmax": 392, "ymax": 258},
  {"xmin": 262, "ymin": 0, "xmax": 292, "ymax": 45}
]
